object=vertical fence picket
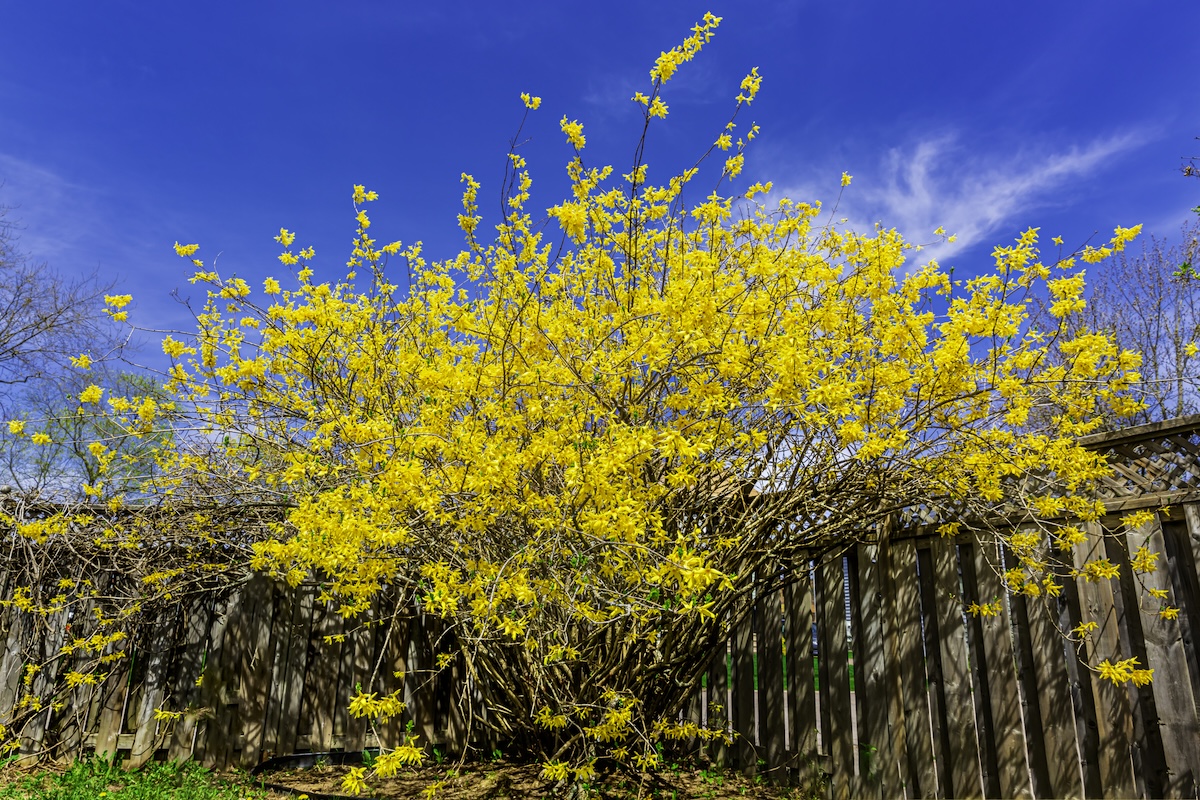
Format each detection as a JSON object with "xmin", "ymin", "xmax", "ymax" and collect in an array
[
  {"xmin": 914, "ymin": 545, "xmax": 953, "ymax": 800},
  {"xmin": 20, "ymin": 611, "xmax": 69, "ymax": 764},
  {"xmin": 1071, "ymin": 522, "xmax": 1137, "ymax": 798},
  {"xmin": 849, "ymin": 543, "xmax": 887, "ymax": 800},
  {"xmin": 971, "ymin": 540, "xmax": 1031, "ymax": 799},
  {"xmin": 1123, "ymin": 514, "xmax": 1200, "ymax": 797},
  {"xmin": 706, "ymin": 630, "xmax": 730, "ymax": 767},
  {"xmin": 1008, "ymin": 584, "xmax": 1054, "ymax": 799},
  {"xmin": 1170, "ymin": 507, "xmax": 1200, "ymax": 728},
  {"xmin": 784, "ymin": 563, "xmax": 816, "ymax": 774},
  {"xmin": 307, "ymin": 598, "xmax": 342, "ymax": 752},
  {"xmin": 890, "ymin": 539, "xmax": 937, "ymax": 799},
  {"xmin": 1056, "ymin": 570, "xmax": 1105, "ymax": 799},
  {"xmin": 682, "ymin": 679, "xmax": 703, "ymax": 761},
  {"xmin": 0, "ymin": 606, "xmax": 27, "ymax": 723},
  {"xmin": 379, "ymin": 612, "xmax": 410, "ymax": 751},
  {"xmin": 731, "ymin": 601, "xmax": 757, "ymax": 774},
  {"xmin": 755, "ymin": 579, "xmax": 786, "ymax": 780},
  {"xmin": 277, "ymin": 585, "xmax": 316, "ymax": 756},
  {"xmin": 127, "ymin": 607, "xmax": 179, "ymax": 768},
  {"xmin": 407, "ymin": 612, "xmax": 436, "ymax": 753},
  {"xmin": 238, "ymin": 576, "xmax": 278, "ymax": 767},
  {"xmin": 194, "ymin": 590, "xmax": 236, "ymax": 768},
  {"xmin": 260, "ymin": 585, "xmax": 291, "ymax": 760},
  {"xmin": 168, "ymin": 595, "xmax": 213, "ymax": 761},
  {"xmin": 1012, "ymin": 578, "xmax": 1082, "ymax": 798},
  {"xmin": 878, "ymin": 536, "xmax": 917, "ymax": 799},
  {"xmin": 930, "ymin": 537, "xmax": 983, "ymax": 799},
  {"xmin": 959, "ymin": 542, "xmax": 1003, "ymax": 798},
  {"xmin": 818, "ymin": 555, "xmax": 857, "ymax": 799},
  {"xmin": 338, "ymin": 610, "xmax": 374, "ymax": 753}
]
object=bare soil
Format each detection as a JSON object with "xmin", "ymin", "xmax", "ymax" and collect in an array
[{"xmin": 258, "ymin": 760, "xmax": 823, "ymax": 799}]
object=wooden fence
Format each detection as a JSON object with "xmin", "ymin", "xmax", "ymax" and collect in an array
[{"xmin": 3, "ymin": 416, "xmax": 1200, "ymax": 797}]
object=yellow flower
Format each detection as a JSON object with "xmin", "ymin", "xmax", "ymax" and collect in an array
[
  {"xmin": 70, "ymin": 353, "xmax": 93, "ymax": 370},
  {"xmin": 520, "ymin": 92, "xmax": 542, "ymax": 110},
  {"xmin": 31, "ymin": 433, "xmax": 51, "ymax": 446},
  {"xmin": 549, "ymin": 202, "xmax": 588, "ymax": 242},
  {"xmin": 1120, "ymin": 509, "xmax": 1155, "ymax": 530},
  {"xmin": 1072, "ymin": 621, "xmax": 1098, "ymax": 638},
  {"xmin": 79, "ymin": 385, "xmax": 103, "ymax": 405},
  {"xmin": 560, "ymin": 117, "xmax": 586, "ymax": 149},
  {"xmin": 1130, "ymin": 545, "xmax": 1159, "ymax": 574},
  {"xmin": 161, "ymin": 336, "xmax": 193, "ymax": 358},
  {"xmin": 738, "ymin": 67, "xmax": 761, "ymax": 103},
  {"xmin": 840, "ymin": 172, "xmax": 852, "ymax": 187},
  {"xmin": 1082, "ymin": 559, "xmax": 1120, "ymax": 581},
  {"xmin": 347, "ymin": 691, "xmax": 378, "ymax": 718},
  {"xmin": 103, "ymin": 294, "xmax": 132, "ymax": 309},
  {"xmin": 173, "ymin": 242, "xmax": 200, "ymax": 257},
  {"xmin": 967, "ymin": 600, "xmax": 1002, "ymax": 618},
  {"xmin": 7, "ymin": 420, "xmax": 25, "ymax": 435},
  {"xmin": 341, "ymin": 767, "xmax": 368, "ymax": 795},
  {"xmin": 540, "ymin": 760, "xmax": 570, "ymax": 782}
]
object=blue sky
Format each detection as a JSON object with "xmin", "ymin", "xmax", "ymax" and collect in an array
[{"xmin": 2, "ymin": 1, "xmax": 1198, "ymax": 352}]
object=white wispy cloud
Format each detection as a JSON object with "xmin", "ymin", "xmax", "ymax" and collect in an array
[
  {"xmin": 0, "ymin": 153, "xmax": 100, "ymax": 266},
  {"xmin": 0, "ymin": 152, "xmax": 199, "ymax": 344},
  {"xmin": 774, "ymin": 130, "xmax": 1145, "ymax": 259}
]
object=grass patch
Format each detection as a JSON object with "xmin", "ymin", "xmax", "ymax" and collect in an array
[{"xmin": 0, "ymin": 757, "xmax": 274, "ymax": 800}]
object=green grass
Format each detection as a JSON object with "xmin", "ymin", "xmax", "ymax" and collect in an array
[{"xmin": 0, "ymin": 757, "xmax": 272, "ymax": 800}]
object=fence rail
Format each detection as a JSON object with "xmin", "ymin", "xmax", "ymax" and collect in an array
[{"xmin": 4, "ymin": 417, "xmax": 1200, "ymax": 798}]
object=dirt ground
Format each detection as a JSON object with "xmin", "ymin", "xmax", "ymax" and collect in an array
[{"xmin": 257, "ymin": 760, "xmax": 825, "ymax": 799}]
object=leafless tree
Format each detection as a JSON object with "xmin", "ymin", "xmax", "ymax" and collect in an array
[
  {"xmin": 1033, "ymin": 219, "xmax": 1200, "ymax": 427},
  {"xmin": 0, "ymin": 206, "xmax": 121, "ymax": 409}
]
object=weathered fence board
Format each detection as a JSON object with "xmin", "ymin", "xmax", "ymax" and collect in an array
[
  {"xmin": 818, "ymin": 556, "xmax": 857, "ymax": 799},
  {"xmin": 731, "ymin": 600, "xmax": 756, "ymax": 773},
  {"xmin": 755, "ymin": 582, "xmax": 786, "ymax": 780},
  {"xmin": 706, "ymin": 631, "xmax": 730, "ymax": 766},
  {"xmin": 1073, "ymin": 521, "xmax": 1137, "ymax": 798},
  {"xmin": 930, "ymin": 538, "xmax": 983, "ymax": 799},
  {"xmin": 1012, "ymin": 582, "xmax": 1080, "ymax": 798},
  {"xmin": 1125, "ymin": 517, "xmax": 1200, "ymax": 797},
  {"xmin": 168, "ymin": 595, "xmax": 212, "ymax": 762},
  {"xmin": 896, "ymin": 540, "xmax": 938, "ymax": 799},
  {"xmin": 851, "ymin": 544, "xmax": 889, "ymax": 798},
  {"xmin": 783, "ymin": 565, "xmax": 815, "ymax": 772}
]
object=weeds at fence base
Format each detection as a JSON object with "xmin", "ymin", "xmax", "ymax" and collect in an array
[{"xmin": 0, "ymin": 755, "xmax": 281, "ymax": 799}]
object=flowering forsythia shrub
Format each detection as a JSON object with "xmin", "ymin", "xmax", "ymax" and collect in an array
[{"xmin": 0, "ymin": 12, "xmax": 1170, "ymax": 788}]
